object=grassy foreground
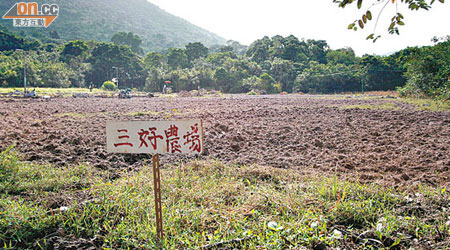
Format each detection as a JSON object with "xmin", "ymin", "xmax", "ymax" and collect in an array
[
  {"xmin": 1, "ymin": 148, "xmax": 449, "ymax": 249},
  {"xmin": 0, "ymin": 87, "xmax": 108, "ymax": 94}
]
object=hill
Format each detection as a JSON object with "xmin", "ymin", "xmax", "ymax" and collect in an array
[{"xmin": 0, "ymin": 0, "xmax": 226, "ymax": 52}]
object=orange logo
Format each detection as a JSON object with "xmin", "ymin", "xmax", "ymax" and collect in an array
[{"xmin": 2, "ymin": 2, "xmax": 59, "ymax": 28}]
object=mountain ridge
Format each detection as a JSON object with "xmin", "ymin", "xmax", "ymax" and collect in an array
[{"xmin": 0, "ymin": 0, "xmax": 226, "ymax": 52}]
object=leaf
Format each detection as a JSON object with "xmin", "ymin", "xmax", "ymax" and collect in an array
[
  {"xmin": 362, "ymin": 15, "xmax": 367, "ymax": 23},
  {"xmin": 373, "ymin": 35, "xmax": 381, "ymax": 43},
  {"xmin": 398, "ymin": 13, "xmax": 404, "ymax": 19},
  {"xmin": 409, "ymin": 3, "xmax": 418, "ymax": 9},
  {"xmin": 358, "ymin": 20, "xmax": 364, "ymax": 29},
  {"xmin": 348, "ymin": 23, "xmax": 356, "ymax": 29},
  {"xmin": 267, "ymin": 221, "xmax": 284, "ymax": 231},
  {"xmin": 366, "ymin": 11, "xmax": 372, "ymax": 20},
  {"xmin": 366, "ymin": 34, "xmax": 375, "ymax": 40},
  {"xmin": 357, "ymin": 0, "xmax": 362, "ymax": 9},
  {"xmin": 388, "ymin": 22, "xmax": 395, "ymax": 30},
  {"xmin": 397, "ymin": 21, "xmax": 405, "ymax": 25}
]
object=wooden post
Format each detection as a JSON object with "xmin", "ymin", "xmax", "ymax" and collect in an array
[{"xmin": 152, "ymin": 154, "xmax": 163, "ymax": 244}]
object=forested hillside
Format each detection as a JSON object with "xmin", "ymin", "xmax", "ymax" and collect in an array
[
  {"xmin": 0, "ymin": 0, "xmax": 226, "ymax": 52},
  {"xmin": 1, "ymin": 22, "xmax": 449, "ymax": 99}
]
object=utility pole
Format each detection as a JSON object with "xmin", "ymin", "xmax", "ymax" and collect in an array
[
  {"xmin": 16, "ymin": 49, "xmax": 27, "ymax": 96},
  {"xmin": 361, "ymin": 71, "xmax": 364, "ymax": 94},
  {"xmin": 24, "ymin": 50, "xmax": 27, "ymax": 96}
]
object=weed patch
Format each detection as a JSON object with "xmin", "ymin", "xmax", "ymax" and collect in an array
[
  {"xmin": 337, "ymin": 102, "xmax": 400, "ymax": 110},
  {"xmin": 398, "ymin": 98, "xmax": 450, "ymax": 111},
  {"xmin": 1, "ymin": 149, "xmax": 449, "ymax": 249}
]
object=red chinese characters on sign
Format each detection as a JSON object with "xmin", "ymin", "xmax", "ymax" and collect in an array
[
  {"xmin": 107, "ymin": 121, "xmax": 203, "ymax": 154},
  {"xmin": 114, "ymin": 129, "xmax": 133, "ymax": 148},
  {"xmin": 183, "ymin": 123, "xmax": 201, "ymax": 153},
  {"xmin": 138, "ymin": 127, "xmax": 164, "ymax": 150},
  {"xmin": 164, "ymin": 125, "xmax": 182, "ymax": 153}
]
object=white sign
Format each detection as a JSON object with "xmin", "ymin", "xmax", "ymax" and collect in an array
[{"xmin": 106, "ymin": 120, "xmax": 204, "ymax": 155}]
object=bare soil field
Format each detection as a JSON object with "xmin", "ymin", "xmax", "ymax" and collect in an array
[{"xmin": 1, "ymin": 94, "xmax": 449, "ymax": 187}]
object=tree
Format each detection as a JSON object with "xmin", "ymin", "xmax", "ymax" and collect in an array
[
  {"xmin": 307, "ymin": 39, "xmax": 329, "ymax": 64},
  {"xmin": 0, "ymin": 28, "xmax": 40, "ymax": 51},
  {"xmin": 359, "ymin": 54, "xmax": 406, "ymax": 91},
  {"xmin": 225, "ymin": 40, "xmax": 249, "ymax": 55},
  {"xmin": 281, "ymin": 35, "xmax": 307, "ymax": 62},
  {"xmin": 111, "ymin": 32, "xmax": 144, "ymax": 55},
  {"xmin": 61, "ymin": 40, "xmax": 89, "ymax": 58},
  {"xmin": 219, "ymin": 46, "xmax": 234, "ymax": 53},
  {"xmin": 259, "ymin": 73, "xmax": 279, "ymax": 93},
  {"xmin": 294, "ymin": 61, "xmax": 360, "ymax": 93},
  {"xmin": 246, "ymin": 36, "xmax": 272, "ymax": 63},
  {"xmin": 398, "ymin": 38, "xmax": 450, "ymax": 98},
  {"xmin": 144, "ymin": 52, "xmax": 164, "ymax": 68},
  {"xmin": 0, "ymin": 53, "xmax": 20, "ymax": 87},
  {"xmin": 185, "ymin": 42, "xmax": 208, "ymax": 63},
  {"xmin": 214, "ymin": 67, "xmax": 234, "ymax": 92},
  {"xmin": 334, "ymin": 0, "xmax": 445, "ymax": 41},
  {"xmin": 167, "ymin": 48, "xmax": 189, "ymax": 69},
  {"xmin": 269, "ymin": 58, "xmax": 297, "ymax": 92},
  {"xmin": 326, "ymin": 48, "xmax": 358, "ymax": 66},
  {"xmin": 86, "ymin": 42, "xmax": 147, "ymax": 88},
  {"xmin": 207, "ymin": 51, "xmax": 237, "ymax": 66},
  {"xmin": 145, "ymin": 67, "xmax": 166, "ymax": 92},
  {"xmin": 39, "ymin": 62, "xmax": 72, "ymax": 88}
]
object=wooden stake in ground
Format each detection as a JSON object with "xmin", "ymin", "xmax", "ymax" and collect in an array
[{"xmin": 152, "ymin": 154, "xmax": 163, "ymax": 242}]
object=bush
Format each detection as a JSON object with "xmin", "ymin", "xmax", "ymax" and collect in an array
[{"xmin": 102, "ymin": 81, "xmax": 117, "ymax": 91}]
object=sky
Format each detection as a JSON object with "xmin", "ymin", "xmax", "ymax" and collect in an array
[{"xmin": 146, "ymin": 0, "xmax": 450, "ymax": 56}]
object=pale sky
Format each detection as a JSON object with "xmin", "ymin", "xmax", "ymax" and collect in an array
[{"xmin": 146, "ymin": 0, "xmax": 450, "ymax": 56}]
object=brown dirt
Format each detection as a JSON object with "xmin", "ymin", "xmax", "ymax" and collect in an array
[{"xmin": 1, "ymin": 94, "xmax": 449, "ymax": 187}]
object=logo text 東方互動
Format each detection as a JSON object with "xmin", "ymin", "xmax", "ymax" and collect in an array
[{"xmin": 2, "ymin": 2, "xmax": 59, "ymax": 28}]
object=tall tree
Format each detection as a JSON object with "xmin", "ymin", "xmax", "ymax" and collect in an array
[
  {"xmin": 185, "ymin": 42, "xmax": 209, "ymax": 63},
  {"xmin": 326, "ymin": 48, "xmax": 358, "ymax": 66},
  {"xmin": 111, "ymin": 32, "xmax": 144, "ymax": 55},
  {"xmin": 0, "ymin": 27, "xmax": 40, "ymax": 51},
  {"xmin": 167, "ymin": 48, "xmax": 189, "ymax": 69},
  {"xmin": 86, "ymin": 42, "xmax": 147, "ymax": 88},
  {"xmin": 400, "ymin": 38, "xmax": 450, "ymax": 98},
  {"xmin": 144, "ymin": 52, "xmax": 164, "ymax": 68},
  {"xmin": 61, "ymin": 40, "xmax": 89, "ymax": 58}
]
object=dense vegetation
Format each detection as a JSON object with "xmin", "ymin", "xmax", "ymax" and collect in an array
[
  {"xmin": 0, "ymin": 24, "xmax": 449, "ymax": 98},
  {"xmin": 1, "ymin": 148, "xmax": 449, "ymax": 249},
  {"xmin": 0, "ymin": 0, "xmax": 225, "ymax": 52}
]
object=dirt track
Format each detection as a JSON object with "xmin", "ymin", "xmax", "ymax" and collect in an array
[{"xmin": 1, "ymin": 94, "xmax": 449, "ymax": 186}]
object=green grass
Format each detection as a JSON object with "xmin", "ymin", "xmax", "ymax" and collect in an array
[
  {"xmin": 127, "ymin": 109, "xmax": 199, "ymax": 118},
  {"xmin": 336, "ymin": 102, "xmax": 400, "ymax": 111},
  {"xmin": 1, "ymin": 148, "xmax": 449, "ymax": 249},
  {"xmin": 126, "ymin": 110, "xmax": 162, "ymax": 117},
  {"xmin": 398, "ymin": 98, "xmax": 450, "ymax": 111},
  {"xmin": 0, "ymin": 146, "xmax": 106, "ymax": 249},
  {"xmin": 0, "ymin": 87, "xmax": 109, "ymax": 95}
]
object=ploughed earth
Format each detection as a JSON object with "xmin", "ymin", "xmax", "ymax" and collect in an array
[{"xmin": 1, "ymin": 94, "xmax": 449, "ymax": 186}]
